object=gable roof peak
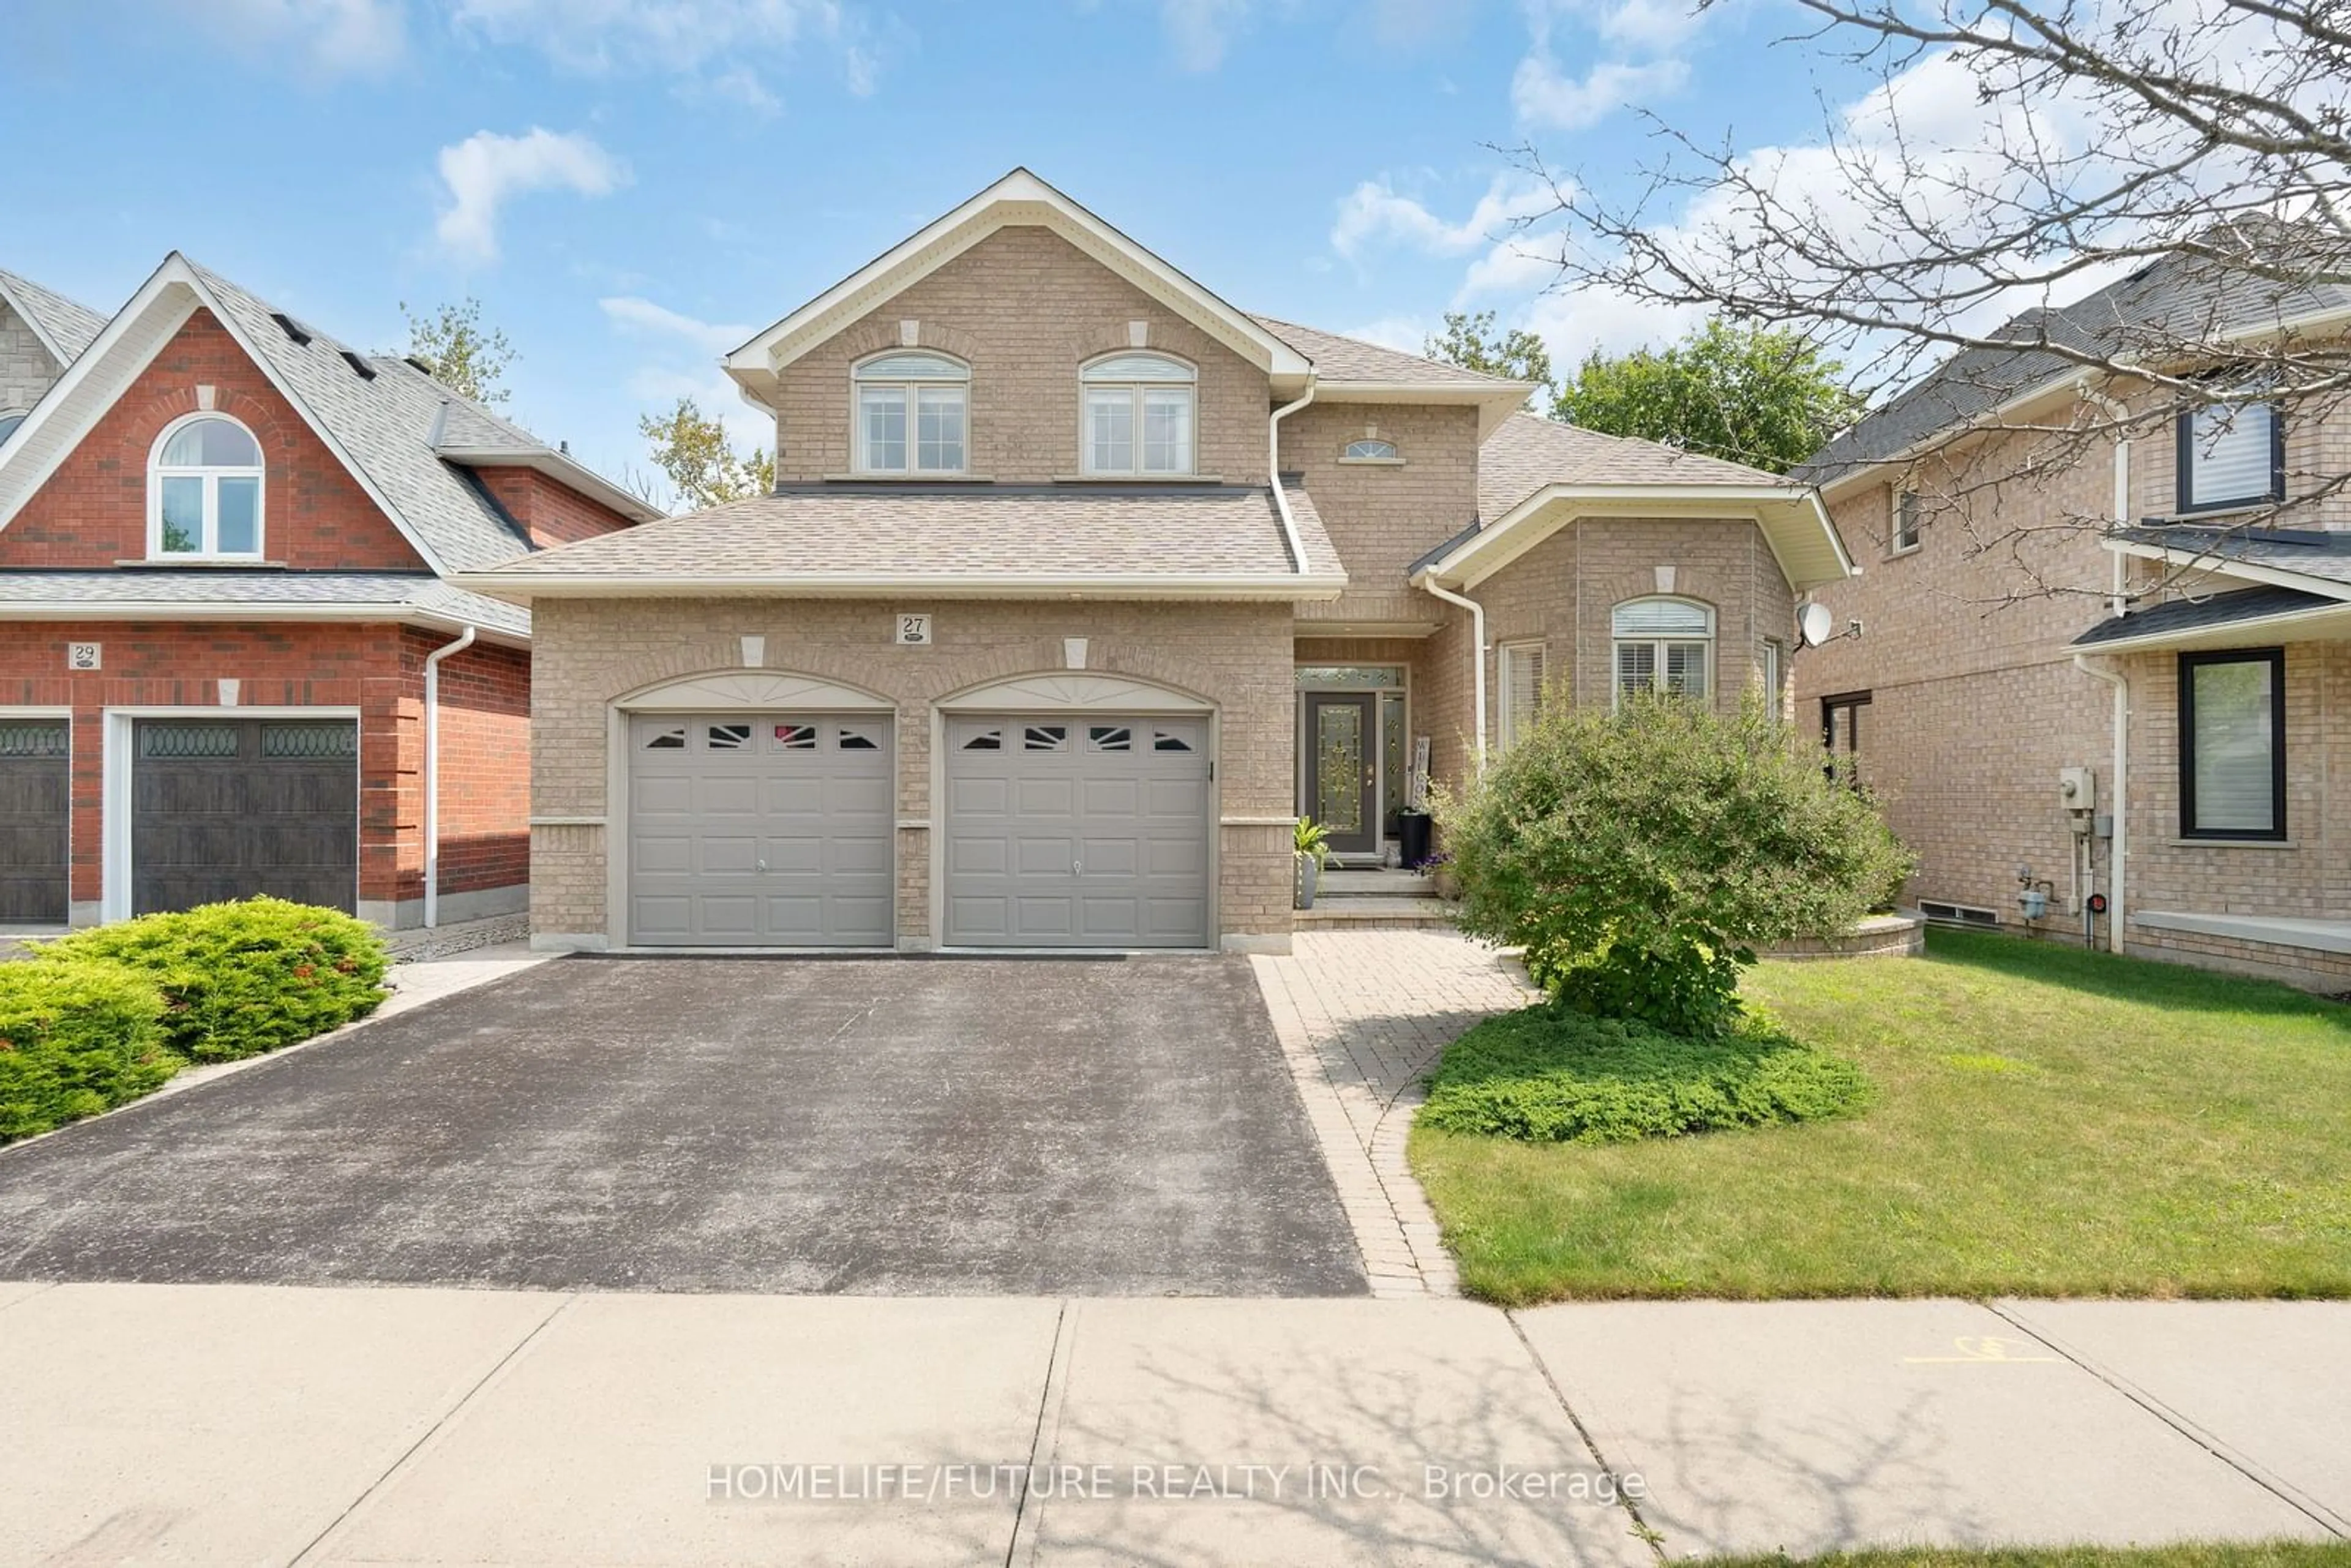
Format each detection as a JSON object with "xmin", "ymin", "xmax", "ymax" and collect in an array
[{"xmin": 0, "ymin": 265, "xmax": 112, "ymax": 367}]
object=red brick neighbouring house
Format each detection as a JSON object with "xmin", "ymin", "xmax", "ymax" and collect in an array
[{"xmin": 0, "ymin": 257, "xmax": 658, "ymax": 929}]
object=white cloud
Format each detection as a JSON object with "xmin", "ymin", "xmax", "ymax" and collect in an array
[
  {"xmin": 1159, "ymin": 0, "xmax": 1253, "ymax": 69},
  {"xmin": 1592, "ymin": 0, "xmax": 1706, "ymax": 53},
  {"xmin": 433, "ymin": 128, "xmax": 628, "ymax": 264},
  {"xmin": 186, "ymin": 0, "xmax": 405, "ymax": 73},
  {"xmin": 448, "ymin": 0, "xmax": 882, "ymax": 103},
  {"xmin": 599, "ymin": 296, "xmax": 753, "ymax": 357},
  {"xmin": 1331, "ymin": 174, "xmax": 1556, "ymax": 261},
  {"xmin": 1511, "ymin": 53, "xmax": 1688, "ymax": 130}
]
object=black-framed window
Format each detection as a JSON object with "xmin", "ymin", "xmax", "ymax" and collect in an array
[
  {"xmin": 1821, "ymin": 689, "xmax": 1871, "ymax": 787},
  {"xmin": 2179, "ymin": 648, "xmax": 2286, "ymax": 840},
  {"xmin": 2175, "ymin": 401, "xmax": 2284, "ymax": 514}
]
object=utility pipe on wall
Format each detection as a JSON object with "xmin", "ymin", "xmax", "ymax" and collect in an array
[
  {"xmin": 422, "ymin": 624, "xmax": 478, "ymax": 929},
  {"xmin": 1268, "ymin": 384, "xmax": 1316, "ymax": 574},
  {"xmin": 1419, "ymin": 578, "xmax": 1489, "ymax": 772},
  {"xmin": 2074, "ymin": 653, "xmax": 2129, "ymax": 954}
]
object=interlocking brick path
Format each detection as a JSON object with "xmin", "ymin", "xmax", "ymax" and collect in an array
[{"xmin": 1253, "ymin": 931, "xmax": 1535, "ymax": 1298}]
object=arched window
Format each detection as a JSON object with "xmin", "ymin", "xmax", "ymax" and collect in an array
[
  {"xmin": 1611, "ymin": 597, "xmax": 1714, "ymax": 704},
  {"xmin": 1342, "ymin": 437, "xmax": 1400, "ymax": 462},
  {"xmin": 1081, "ymin": 352, "xmax": 1194, "ymax": 476},
  {"xmin": 150, "ymin": 414, "xmax": 264, "ymax": 558},
  {"xmin": 853, "ymin": 351, "xmax": 968, "ymax": 475},
  {"xmin": 0, "ymin": 411, "xmax": 27, "ymax": 446}
]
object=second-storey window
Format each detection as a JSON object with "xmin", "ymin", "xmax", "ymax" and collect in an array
[
  {"xmin": 1612, "ymin": 596, "xmax": 1714, "ymax": 704},
  {"xmin": 1081, "ymin": 353, "xmax": 1195, "ymax": 476},
  {"xmin": 853, "ymin": 351, "xmax": 968, "ymax": 475},
  {"xmin": 2177, "ymin": 400, "xmax": 2282, "ymax": 513},
  {"xmin": 150, "ymin": 413, "xmax": 264, "ymax": 558}
]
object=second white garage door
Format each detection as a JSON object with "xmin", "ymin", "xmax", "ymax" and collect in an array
[
  {"xmin": 944, "ymin": 714, "xmax": 1211, "ymax": 948},
  {"xmin": 629, "ymin": 713, "xmax": 893, "ymax": 946}
]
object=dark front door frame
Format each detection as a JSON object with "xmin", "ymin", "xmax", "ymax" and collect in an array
[{"xmin": 1303, "ymin": 691, "xmax": 1379, "ymax": 857}]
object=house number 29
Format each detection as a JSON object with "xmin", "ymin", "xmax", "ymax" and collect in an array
[{"xmin": 895, "ymin": 613, "xmax": 933, "ymax": 647}]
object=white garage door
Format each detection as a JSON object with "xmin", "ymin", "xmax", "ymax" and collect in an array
[
  {"xmin": 944, "ymin": 715, "xmax": 1210, "ymax": 948},
  {"xmin": 628, "ymin": 713, "xmax": 893, "ymax": 946}
]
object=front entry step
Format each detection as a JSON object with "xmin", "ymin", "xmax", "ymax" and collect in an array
[{"xmin": 1295, "ymin": 895, "xmax": 1457, "ymax": 931}]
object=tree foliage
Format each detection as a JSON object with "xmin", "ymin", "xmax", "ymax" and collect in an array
[
  {"xmin": 637, "ymin": 396, "xmax": 777, "ymax": 513},
  {"xmin": 1554, "ymin": 319, "xmax": 1865, "ymax": 475},
  {"xmin": 1437, "ymin": 692, "xmax": 1913, "ymax": 1036},
  {"xmin": 1425, "ymin": 309, "xmax": 1556, "ymax": 406},
  {"xmin": 401, "ymin": 298, "xmax": 516, "ymax": 407}
]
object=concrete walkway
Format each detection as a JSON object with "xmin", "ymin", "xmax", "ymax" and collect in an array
[
  {"xmin": 1, "ymin": 1283, "xmax": 2341, "ymax": 1565},
  {"xmin": 1254, "ymin": 931, "xmax": 1536, "ymax": 1298}
]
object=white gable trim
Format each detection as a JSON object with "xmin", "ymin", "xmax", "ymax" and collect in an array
[
  {"xmin": 0, "ymin": 255, "xmax": 454, "ymax": 576},
  {"xmin": 724, "ymin": 170, "xmax": 1311, "ymax": 394},
  {"xmin": 1417, "ymin": 483, "xmax": 1855, "ymax": 596}
]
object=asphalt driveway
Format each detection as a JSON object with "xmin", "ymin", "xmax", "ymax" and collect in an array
[{"xmin": 0, "ymin": 956, "xmax": 1366, "ymax": 1296}]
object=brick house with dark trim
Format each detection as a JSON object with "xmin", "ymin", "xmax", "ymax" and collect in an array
[{"xmin": 0, "ymin": 255, "xmax": 659, "ymax": 930}]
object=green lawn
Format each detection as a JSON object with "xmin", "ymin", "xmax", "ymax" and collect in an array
[
  {"xmin": 1409, "ymin": 928, "xmax": 2351, "ymax": 1305},
  {"xmin": 1702, "ymin": 1548, "xmax": 2351, "ymax": 1568}
]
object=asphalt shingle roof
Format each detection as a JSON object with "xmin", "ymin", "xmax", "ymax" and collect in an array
[
  {"xmin": 0, "ymin": 268, "xmax": 108, "ymax": 362},
  {"xmin": 1247, "ymin": 315, "xmax": 1525, "ymax": 389},
  {"xmin": 1801, "ymin": 235, "xmax": 2351, "ymax": 486},
  {"xmin": 1477, "ymin": 411, "xmax": 1784, "ymax": 520},
  {"xmin": 0, "ymin": 570, "xmax": 530, "ymax": 637},
  {"xmin": 185, "ymin": 259, "xmax": 606, "ymax": 572},
  {"xmin": 477, "ymin": 482, "xmax": 1338, "ymax": 585},
  {"xmin": 2115, "ymin": 524, "xmax": 2351, "ymax": 590},
  {"xmin": 2072, "ymin": 582, "xmax": 2338, "ymax": 647}
]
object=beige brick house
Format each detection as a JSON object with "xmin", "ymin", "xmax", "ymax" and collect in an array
[
  {"xmin": 1794, "ymin": 247, "xmax": 2351, "ymax": 990},
  {"xmin": 462, "ymin": 170, "xmax": 1850, "ymax": 953}
]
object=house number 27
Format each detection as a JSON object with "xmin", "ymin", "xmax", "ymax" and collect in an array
[{"xmin": 896, "ymin": 613, "xmax": 934, "ymax": 647}]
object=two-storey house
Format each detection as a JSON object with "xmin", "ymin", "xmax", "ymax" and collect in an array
[
  {"xmin": 463, "ymin": 170, "xmax": 1852, "ymax": 953},
  {"xmin": 0, "ymin": 255, "xmax": 659, "ymax": 930},
  {"xmin": 1796, "ymin": 246, "xmax": 2351, "ymax": 989}
]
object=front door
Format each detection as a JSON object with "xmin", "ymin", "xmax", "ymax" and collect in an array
[{"xmin": 1305, "ymin": 693, "xmax": 1377, "ymax": 857}]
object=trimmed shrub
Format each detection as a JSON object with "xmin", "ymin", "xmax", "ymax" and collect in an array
[
  {"xmin": 44, "ymin": 898, "xmax": 389, "ymax": 1062},
  {"xmin": 1419, "ymin": 1003, "xmax": 1869, "ymax": 1144},
  {"xmin": 0, "ymin": 958, "xmax": 175, "ymax": 1141},
  {"xmin": 1436, "ymin": 689, "xmax": 1913, "ymax": 1035}
]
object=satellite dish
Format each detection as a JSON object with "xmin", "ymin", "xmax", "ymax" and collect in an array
[{"xmin": 1798, "ymin": 602, "xmax": 1837, "ymax": 648}]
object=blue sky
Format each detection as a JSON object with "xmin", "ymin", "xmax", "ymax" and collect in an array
[{"xmin": 0, "ymin": 0, "xmax": 1884, "ymax": 498}]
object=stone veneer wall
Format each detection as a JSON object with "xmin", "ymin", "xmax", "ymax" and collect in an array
[
  {"xmin": 529, "ymin": 597, "xmax": 1298, "ymax": 950},
  {"xmin": 0, "ymin": 302, "xmax": 62, "ymax": 415}
]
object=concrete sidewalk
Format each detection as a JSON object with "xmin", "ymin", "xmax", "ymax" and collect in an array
[{"xmin": 2, "ymin": 1285, "xmax": 2341, "ymax": 1565}]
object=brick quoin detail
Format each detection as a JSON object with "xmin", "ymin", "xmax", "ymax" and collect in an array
[{"xmin": 0, "ymin": 308, "xmax": 426, "ymax": 571}]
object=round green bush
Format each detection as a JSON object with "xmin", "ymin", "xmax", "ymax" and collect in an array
[
  {"xmin": 42, "ymin": 898, "xmax": 389, "ymax": 1062},
  {"xmin": 0, "ymin": 958, "xmax": 174, "ymax": 1142},
  {"xmin": 1436, "ymin": 690, "xmax": 1913, "ymax": 1035},
  {"xmin": 1419, "ymin": 1003, "xmax": 1869, "ymax": 1144}
]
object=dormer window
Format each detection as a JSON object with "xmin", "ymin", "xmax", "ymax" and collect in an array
[
  {"xmin": 1081, "ymin": 352, "xmax": 1194, "ymax": 476},
  {"xmin": 150, "ymin": 413, "xmax": 264, "ymax": 558},
  {"xmin": 854, "ymin": 351, "xmax": 968, "ymax": 475}
]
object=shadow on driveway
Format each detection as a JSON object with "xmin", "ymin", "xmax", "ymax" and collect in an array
[{"xmin": 0, "ymin": 956, "xmax": 1367, "ymax": 1297}]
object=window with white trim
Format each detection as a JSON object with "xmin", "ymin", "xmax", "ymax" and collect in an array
[
  {"xmin": 1891, "ymin": 489, "xmax": 1922, "ymax": 552},
  {"xmin": 1761, "ymin": 638, "xmax": 1784, "ymax": 705},
  {"xmin": 853, "ymin": 351, "xmax": 968, "ymax": 475},
  {"xmin": 1612, "ymin": 597, "xmax": 1713, "ymax": 704},
  {"xmin": 1497, "ymin": 640, "xmax": 1546, "ymax": 749},
  {"xmin": 0, "ymin": 410, "xmax": 26, "ymax": 445},
  {"xmin": 1341, "ymin": 437, "xmax": 1400, "ymax": 462},
  {"xmin": 149, "ymin": 413, "xmax": 264, "ymax": 558},
  {"xmin": 2177, "ymin": 400, "xmax": 2282, "ymax": 513},
  {"xmin": 1081, "ymin": 352, "xmax": 1195, "ymax": 476}
]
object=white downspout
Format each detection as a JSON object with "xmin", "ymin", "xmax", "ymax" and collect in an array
[
  {"xmin": 422, "ymin": 624, "xmax": 478, "ymax": 929},
  {"xmin": 1419, "ymin": 577, "xmax": 1489, "ymax": 773},
  {"xmin": 2075, "ymin": 654, "xmax": 2129, "ymax": 953},
  {"xmin": 2075, "ymin": 377, "xmax": 2132, "ymax": 953},
  {"xmin": 1269, "ymin": 384, "xmax": 1316, "ymax": 574}
]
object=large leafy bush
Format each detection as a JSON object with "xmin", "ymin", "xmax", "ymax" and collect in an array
[
  {"xmin": 1438, "ymin": 691, "xmax": 1911, "ymax": 1033},
  {"xmin": 0, "ymin": 959, "xmax": 174, "ymax": 1141},
  {"xmin": 1419, "ymin": 1003, "xmax": 1867, "ymax": 1144},
  {"xmin": 45, "ymin": 898, "xmax": 388, "ymax": 1062}
]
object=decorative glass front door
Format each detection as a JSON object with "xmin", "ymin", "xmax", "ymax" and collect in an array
[{"xmin": 1305, "ymin": 692, "xmax": 1378, "ymax": 856}]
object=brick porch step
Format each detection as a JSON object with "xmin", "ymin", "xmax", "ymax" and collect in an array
[{"xmin": 1294, "ymin": 895, "xmax": 1458, "ymax": 930}]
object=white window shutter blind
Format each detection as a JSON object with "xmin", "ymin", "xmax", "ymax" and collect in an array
[{"xmin": 2187, "ymin": 404, "xmax": 2274, "ymax": 508}]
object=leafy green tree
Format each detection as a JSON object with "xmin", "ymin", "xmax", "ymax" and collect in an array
[
  {"xmin": 401, "ymin": 298, "xmax": 516, "ymax": 407},
  {"xmin": 1553, "ymin": 318, "xmax": 1863, "ymax": 474},
  {"xmin": 1424, "ymin": 309, "xmax": 1556, "ymax": 407},
  {"xmin": 1437, "ymin": 691, "xmax": 1912, "ymax": 1036},
  {"xmin": 638, "ymin": 396, "xmax": 776, "ymax": 512}
]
